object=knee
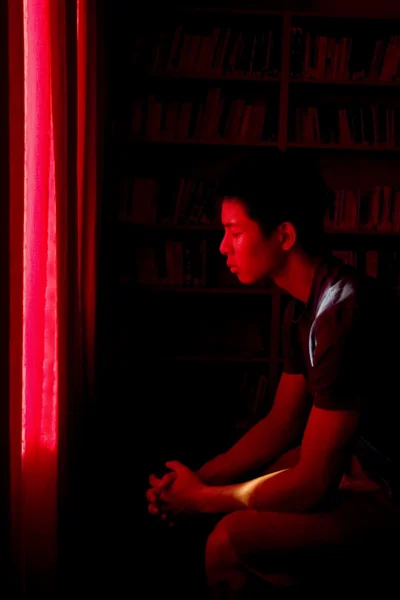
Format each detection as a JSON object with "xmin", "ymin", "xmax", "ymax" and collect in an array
[{"xmin": 205, "ymin": 513, "xmax": 244, "ymax": 587}]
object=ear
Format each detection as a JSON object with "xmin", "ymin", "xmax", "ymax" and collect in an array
[{"xmin": 278, "ymin": 222, "xmax": 297, "ymax": 251}]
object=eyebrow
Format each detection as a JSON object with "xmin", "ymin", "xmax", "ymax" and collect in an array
[{"xmin": 222, "ymin": 222, "xmax": 242, "ymax": 228}]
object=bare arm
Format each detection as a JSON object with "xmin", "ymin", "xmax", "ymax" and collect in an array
[
  {"xmin": 195, "ymin": 406, "xmax": 360, "ymax": 514},
  {"xmin": 196, "ymin": 372, "xmax": 309, "ymax": 485}
]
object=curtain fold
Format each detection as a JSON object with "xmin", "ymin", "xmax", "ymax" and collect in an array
[
  {"xmin": 7, "ymin": 0, "xmax": 99, "ymax": 593},
  {"xmin": 78, "ymin": 0, "xmax": 98, "ymax": 405},
  {"xmin": 1, "ymin": 0, "xmax": 12, "ymax": 589},
  {"xmin": 8, "ymin": 0, "xmax": 24, "ymax": 591}
]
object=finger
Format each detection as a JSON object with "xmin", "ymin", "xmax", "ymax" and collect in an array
[
  {"xmin": 159, "ymin": 471, "xmax": 178, "ymax": 488},
  {"xmin": 158, "ymin": 495, "xmax": 174, "ymax": 515},
  {"xmin": 149, "ymin": 474, "xmax": 162, "ymax": 488},
  {"xmin": 148, "ymin": 503, "xmax": 160, "ymax": 515},
  {"xmin": 145, "ymin": 488, "xmax": 160, "ymax": 503},
  {"xmin": 145, "ymin": 489, "xmax": 154, "ymax": 503},
  {"xmin": 165, "ymin": 460, "xmax": 183, "ymax": 472},
  {"xmin": 159, "ymin": 490, "xmax": 169, "ymax": 503}
]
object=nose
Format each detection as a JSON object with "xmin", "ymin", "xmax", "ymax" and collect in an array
[{"xmin": 219, "ymin": 232, "xmax": 230, "ymax": 256}]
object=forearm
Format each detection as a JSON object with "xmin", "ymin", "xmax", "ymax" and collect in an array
[
  {"xmin": 196, "ymin": 451, "xmax": 239, "ymax": 485},
  {"xmin": 197, "ymin": 413, "xmax": 303, "ymax": 485},
  {"xmin": 198, "ymin": 467, "xmax": 321, "ymax": 514}
]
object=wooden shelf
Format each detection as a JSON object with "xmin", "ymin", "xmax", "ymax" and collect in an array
[
  {"xmin": 287, "ymin": 142, "xmax": 400, "ymax": 152},
  {"xmin": 127, "ymin": 137, "xmax": 278, "ymax": 147},
  {"xmin": 177, "ymin": 6, "xmax": 284, "ymax": 18},
  {"xmin": 131, "ymin": 285, "xmax": 277, "ymax": 295},
  {"xmin": 178, "ymin": 7, "xmax": 400, "ymax": 20},
  {"xmin": 326, "ymin": 229, "xmax": 400, "ymax": 236},
  {"xmin": 162, "ymin": 354, "xmax": 270, "ymax": 363},
  {"xmin": 290, "ymin": 9, "xmax": 400, "ymax": 21},
  {"xmin": 119, "ymin": 222, "xmax": 221, "ymax": 231},
  {"xmin": 118, "ymin": 140, "xmax": 400, "ymax": 153},
  {"xmin": 289, "ymin": 78, "xmax": 400, "ymax": 87},
  {"xmin": 175, "ymin": 5, "xmax": 400, "ymax": 21},
  {"xmin": 149, "ymin": 71, "xmax": 281, "ymax": 83}
]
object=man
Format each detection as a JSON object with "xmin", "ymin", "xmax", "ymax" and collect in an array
[{"xmin": 146, "ymin": 151, "xmax": 399, "ymax": 597}]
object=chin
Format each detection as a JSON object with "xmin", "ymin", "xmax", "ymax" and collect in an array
[{"xmin": 236, "ymin": 272, "xmax": 260, "ymax": 285}]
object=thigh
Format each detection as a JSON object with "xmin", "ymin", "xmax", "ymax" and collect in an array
[{"xmin": 222, "ymin": 489, "xmax": 398, "ymax": 579}]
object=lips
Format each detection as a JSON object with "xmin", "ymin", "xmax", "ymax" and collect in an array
[{"xmin": 228, "ymin": 265, "xmax": 238, "ymax": 272}]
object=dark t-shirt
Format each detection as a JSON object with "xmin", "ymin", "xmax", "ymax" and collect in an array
[{"xmin": 282, "ymin": 254, "xmax": 400, "ymax": 491}]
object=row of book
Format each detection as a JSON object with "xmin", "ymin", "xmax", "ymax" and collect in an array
[
  {"xmin": 129, "ymin": 240, "xmax": 400, "ymax": 290},
  {"xmin": 290, "ymin": 29, "xmax": 400, "ymax": 82},
  {"xmin": 120, "ymin": 177, "xmax": 400, "ymax": 233},
  {"xmin": 292, "ymin": 105, "xmax": 400, "ymax": 146},
  {"xmin": 325, "ymin": 186, "xmax": 400, "ymax": 232},
  {"xmin": 132, "ymin": 90, "xmax": 277, "ymax": 142},
  {"xmin": 131, "ymin": 98, "xmax": 400, "ymax": 145},
  {"xmin": 131, "ymin": 240, "xmax": 250, "ymax": 289},
  {"xmin": 332, "ymin": 250, "xmax": 400, "ymax": 288},
  {"xmin": 133, "ymin": 26, "xmax": 281, "ymax": 77},
  {"xmin": 134, "ymin": 26, "xmax": 400, "ymax": 82},
  {"xmin": 119, "ymin": 176, "xmax": 219, "ymax": 226},
  {"xmin": 134, "ymin": 241, "xmax": 207, "ymax": 288}
]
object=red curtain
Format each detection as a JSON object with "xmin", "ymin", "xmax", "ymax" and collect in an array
[{"xmin": 7, "ymin": 0, "xmax": 99, "ymax": 593}]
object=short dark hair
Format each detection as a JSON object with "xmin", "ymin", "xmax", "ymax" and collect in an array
[{"xmin": 217, "ymin": 150, "xmax": 330, "ymax": 255}]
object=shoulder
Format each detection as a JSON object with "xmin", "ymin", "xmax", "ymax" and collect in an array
[
  {"xmin": 313, "ymin": 261, "xmax": 378, "ymax": 335},
  {"xmin": 309, "ymin": 267, "xmax": 377, "ymax": 370},
  {"xmin": 313, "ymin": 262, "xmax": 400, "ymax": 365}
]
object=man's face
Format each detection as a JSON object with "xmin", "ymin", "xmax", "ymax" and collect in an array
[{"xmin": 219, "ymin": 198, "xmax": 285, "ymax": 284}]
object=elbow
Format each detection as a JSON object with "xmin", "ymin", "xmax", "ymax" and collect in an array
[
  {"xmin": 290, "ymin": 483, "xmax": 333, "ymax": 513},
  {"xmin": 295, "ymin": 489, "xmax": 327, "ymax": 513},
  {"xmin": 287, "ymin": 465, "xmax": 335, "ymax": 512},
  {"xmin": 290, "ymin": 478, "xmax": 330, "ymax": 513}
]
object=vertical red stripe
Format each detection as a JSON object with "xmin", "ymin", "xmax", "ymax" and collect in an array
[
  {"xmin": 20, "ymin": 0, "xmax": 58, "ymax": 586},
  {"xmin": 22, "ymin": 0, "xmax": 58, "ymax": 456}
]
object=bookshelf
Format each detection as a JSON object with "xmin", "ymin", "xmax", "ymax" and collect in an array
[{"xmin": 107, "ymin": 5, "xmax": 400, "ymax": 461}]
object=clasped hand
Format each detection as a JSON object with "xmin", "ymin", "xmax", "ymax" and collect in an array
[{"xmin": 146, "ymin": 461, "xmax": 206, "ymax": 519}]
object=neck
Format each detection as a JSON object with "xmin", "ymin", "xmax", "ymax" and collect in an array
[{"xmin": 272, "ymin": 251, "xmax": 323, "ymax": 303}]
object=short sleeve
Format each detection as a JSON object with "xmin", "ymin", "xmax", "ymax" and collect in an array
[
  {"xmin": 282, "ymin": 300, "xmax": 304, "ymax": 375},
  {"xmin": 309, "ymin": 296, "xmax": 368, "ymax": 411}
]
